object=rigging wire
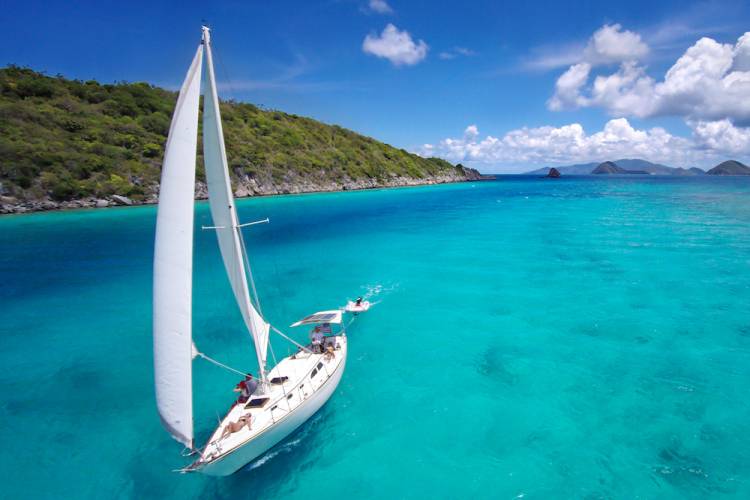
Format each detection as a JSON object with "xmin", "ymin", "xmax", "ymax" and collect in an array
[
  {"xmin": 209, "ymin": 34, "xmax": 267, "ymax": 377},
  {"xmin": 212, "ymin": 35, "xmax": 264, "ymax": 314},
  {"xmin": 214, "ymin": 36, "xmax": 292, "ymax": 361},
  {"xmin": 206, "ymin": 35, "xmax": 363, "ymax": 373},
  {"xmin": 194, "ymin": 350, "xmax": 248, "ymax": 378}
]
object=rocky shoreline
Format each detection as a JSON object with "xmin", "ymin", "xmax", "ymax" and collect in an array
[{"xmin": 1, "ymin": 167, "xmax": 487, "ymax": 215}]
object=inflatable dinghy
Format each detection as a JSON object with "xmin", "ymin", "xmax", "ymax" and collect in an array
[{"xmin": 344, "ymin": 300, "xmax": 371, "ymax": 313}]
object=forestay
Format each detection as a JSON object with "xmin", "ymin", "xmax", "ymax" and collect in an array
[
  {"xmin": 202, "ymin": 28, "xmax": 271, "ymax": 378},
  {"xmin": 152, "ymin": 44, "xmax": 203, "ymax": 449}
]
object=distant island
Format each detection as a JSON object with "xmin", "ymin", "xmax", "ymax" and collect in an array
[
  {"xmin": 591, "ymin": 161, "xmax": 648, "ymax": 175},
  {"xmin": 706, "ymin": 160, "xmax": 750, "ymax": 175},
  {"xmin": 525, "ymin": 158, "xmax": 749, "ymax": 176},
  {"xmin": 0, "ymin": 67, "xmax": 482, "ymax": 214}
]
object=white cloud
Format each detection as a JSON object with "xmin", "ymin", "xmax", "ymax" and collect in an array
[
  {"xmin": 523, "ymin": 23, "xmax": 648, "ymax": 70},
  {"xmin": 583, "ymin": 24, "xmax": 650, "ymax": 64},
  {"xmin": 368, "ymin": 0, "xmax": 393, "ymax": 14},
  {"xmin": 692, "ymin": 119, "xmax": 750, "ymax": 154},
  {"xmin": 547, "ymin": 63, "xmax": 591, "ymax": 110},
  {"xmin": 440, "ymin": 47, "xmax": 476, "ymax": 60},
  {"xmin": 733, "ymin": 33, "xmax": 750, "ymax": 71},
  {"xmin": 588, "ymin": 61, "xmax": 656, "ymax": 116},
  {"xmin": 464, "ymin": 124, "xmax": 479, "ymax": 138},
  {"xmin": 548, "ymin": 32, "xmax": 750, "ymax": 124},
  {"xmin": 362, "ymin": 24, "xmax": 428, "ymax": 66},
  {"xmin": 522, "ymin": 44, "xmax": 584, "ymax": 71},
  {"xmin": 417, "ymin": 119, "xmax": 750, "ymax": 171}
]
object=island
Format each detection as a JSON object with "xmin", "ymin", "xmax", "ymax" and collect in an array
[
  {"xmin": 526, "ymin": 159, "xmax": 709, "ymax": 176},
  {"xmin": 591, "ymin": 161, "xmax": 648, "ymax": 175},
  {"xmin": 0, "ymin": 67, "xmax": 482, "ymax": 214},
  {"xmin": 706, "ymin": 160, "xmax": 750, "ymax": 175}
]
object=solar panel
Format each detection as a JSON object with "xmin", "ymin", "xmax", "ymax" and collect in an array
[
  {"xmin": 303, "ymin": 312, "xmax": 336, "ymax": 323},
  {"xmin": 290, "ymin": 309, "xmax": 343, "ymax": 327}
]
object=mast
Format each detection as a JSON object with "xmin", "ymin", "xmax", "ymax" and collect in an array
[
  {"xmin": 201, "ymin": 26, "xmax": 271, "ymax": 385},
  {"xmin": 153, "ymin": 41, "xmax": 204, "ymax": 449}
]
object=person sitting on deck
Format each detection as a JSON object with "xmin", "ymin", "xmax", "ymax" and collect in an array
[
  {"xmin": 221, "ymin": 414, "xmax": 251, "ymax": 439},
  {"xmin": 325, "ymin": 345, "xmax": 335, "ymax": 360},
  {"xmin": 234, "ymin": 373, "xmax": 258, "ymax": 404},
  {"xmin": 355, "ymin": 297, "xmax": 363, "ymax": 306},
  {"xmin": 310, "ymin": 326, "xmax": 324, "ymax": 353}
]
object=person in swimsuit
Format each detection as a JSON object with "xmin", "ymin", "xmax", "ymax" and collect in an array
[{"xmin": 221, "ymin": 414, "xmax": 252, "ymax": 439}]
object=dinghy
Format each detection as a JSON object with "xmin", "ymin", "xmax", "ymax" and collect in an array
[
  {"xmin": 153, "ymin": 26, "xmax": 350, "ymax": 476},
  {"xmin": 344, "ymin": 299, "xmax": 371, "ymax": 313}
]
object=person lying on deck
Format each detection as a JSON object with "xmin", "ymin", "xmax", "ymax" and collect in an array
[{"xmin": 221, "ymin": 414, "xmax": 252, "ymax": 439}]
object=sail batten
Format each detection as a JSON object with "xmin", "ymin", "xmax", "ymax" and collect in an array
[
  {"xmin": 202, "ymin": 28, "xmax": 271, "ymax": 379},
  {"xmin": 153, "ymin": 44, "xmax": 203, "ymax": 448}
]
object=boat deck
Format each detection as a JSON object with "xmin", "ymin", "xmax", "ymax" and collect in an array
[{"xmin": 196, "ymin": 334, "xmax": 347, "ymax": 466}]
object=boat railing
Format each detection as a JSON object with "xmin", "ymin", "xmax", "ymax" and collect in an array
[{"xmin": 266, "ymin": 337, "xmax": 341, "ymax": 422}]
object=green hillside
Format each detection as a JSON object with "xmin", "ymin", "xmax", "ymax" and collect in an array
[{"xmin": 0, "ymin": 66, "xmax": 473, "ymax": 205}]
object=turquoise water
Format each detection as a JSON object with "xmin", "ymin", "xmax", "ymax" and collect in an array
[{"xmin": 2, "ymin": 176, "xmax": 750, "ymax": 498}]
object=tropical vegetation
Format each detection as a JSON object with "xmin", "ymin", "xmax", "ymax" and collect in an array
[{"xmin": 0, "ymin": 66, "xmax": 464, "ymax": 202}]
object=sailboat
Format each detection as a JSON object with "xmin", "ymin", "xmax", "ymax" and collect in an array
[{"xmin": 153, "ymin": 26, "xmax": 351, "ymax": 476}]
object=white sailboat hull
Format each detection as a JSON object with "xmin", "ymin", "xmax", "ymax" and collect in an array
[{"xmin": 196, "ymin": 336, "xmax": 347, "ymax": 476}]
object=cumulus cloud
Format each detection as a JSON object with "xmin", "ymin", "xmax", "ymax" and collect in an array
[
  {"xmin": 523, "ymin": 23, "xmax": 647, "ymax": 70},
  {"xmin": 368, "ymin": 0, "xmax": 393, "ymax": 14},
  {"xmin": 547, "ymin": 62, "xmax": 591, "ymax": 110},
  {"xmin": 363, "ymin": 24, "xmax": 428, "ymax": 66},
  {"xmin": 464, "ymin": 124, "xmax": 479, "ymax": 138},
  {"xmin": 549, "ymin": 31, "xmax": 750, "ymax": 124},
  {"xmin": 583, "ymin": 24, "xmax": 650, "ymax": 64},
  {"xmin": 733, "ymin": 33, "xmax": 750, "ymax": 71},
  {"xmin": 691, "ymin": 119, "xmax": 750, "ymax": 154},
  {"xmin": 417, "ymin": 119, "xmax": 750, "ymax": 170}
]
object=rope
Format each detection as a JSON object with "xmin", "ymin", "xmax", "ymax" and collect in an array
[
  {"xmin": 195, "ymin": 351, "xmax": 248, "ymax": 377},
  {"xmin": 271, "ymin": 325, "xmax": 312, "ymax": 353},
  {"xmin": 211, "ymin": 38, "xmax": 237, "ymax": 103},
  {"xmin": 238, "ymin": 227, "xmax": 263, "ymax": 314},
  {"xmin": 195, "ymin": 304, "xmax": 366, "ymax": 382},
  {"xmin": 266, "ymin": 336, "xmax": 294, "ymax": 413}
]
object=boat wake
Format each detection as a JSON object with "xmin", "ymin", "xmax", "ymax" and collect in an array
[
  {"xmin": 246, "ymin": 438, "xmax": 302, "ymax": 470},
  {"xmin": 361, "ymin": 282, "xmax": 399, "ymax": 301},
  {"xmin": 342, "ymin": 282, "xmax": 399, "ymax": 311}
]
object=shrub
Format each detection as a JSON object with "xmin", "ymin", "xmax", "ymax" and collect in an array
[
  {"xmin": 0, "ymin": 66, "xmax": 459, "ymax": 202},
  {"xmin": 142, "ymin": 143, "xmax": 161, "ymax": 158}
]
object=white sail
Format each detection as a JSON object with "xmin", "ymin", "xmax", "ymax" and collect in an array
[
  {"xmin": 201, "ymin": 28, "xmax": 271, "ymax": 378},
  {"xmin": 152, "ymin": 44, "xmax": 204, "ymax": 448}
]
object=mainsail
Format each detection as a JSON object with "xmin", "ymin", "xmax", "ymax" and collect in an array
[
  {"xmin": 202, "ymin": 27, "xmax": 271, "ymax": 379},
  {"xmin": 152, "ymin": 44, "xmax": 204, "ymax": 448}
]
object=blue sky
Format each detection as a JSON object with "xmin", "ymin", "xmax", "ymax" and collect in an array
[{"xmin": 3, "ymin": 0, "xmax": 750, "ymax": 172}]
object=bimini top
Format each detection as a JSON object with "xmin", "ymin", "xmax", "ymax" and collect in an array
[{"xmin": 291, "ymin": 310, "xmax": 343, "ymax": 327}]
